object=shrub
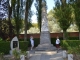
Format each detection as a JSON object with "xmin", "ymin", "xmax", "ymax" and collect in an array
[
  {"xmin": 19, "ymin": 41, "xmax": 28, "ymax": 51},
  {"xmin": 0, "ymin": 41, "xmax": 10, "ymax": 54},
  {"xmin": 0, "ymin": 41, "xmax": 28, "ymax": 54},
  {"xmin": 0, "ymin": 37, "xmax": 3, "ymax": 41},
  {"xmin": 61, "ymin": 40, "xmax": 80, "ymax": 50}
]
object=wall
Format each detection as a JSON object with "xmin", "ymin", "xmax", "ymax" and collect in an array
[{"xmin": 19, "ymin": 32, "xmax": 79, "ymax": 39}]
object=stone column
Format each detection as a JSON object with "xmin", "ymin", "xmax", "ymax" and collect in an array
[{"xmin": 35, "ymin": 1, "xmax": 56, "ymax": 51}]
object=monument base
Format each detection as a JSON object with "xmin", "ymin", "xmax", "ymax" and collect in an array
[
  {"xmin": 35, "ymin": 31, "xmax": 56, "ymax": 51},
  {"xmin": 35, "ymin": 43, "xmax": 56, "ymax": 51}
]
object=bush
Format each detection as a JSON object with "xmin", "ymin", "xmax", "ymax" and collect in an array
[
  {"xmin": 0, "ymin": 37, "xmax": 3, "ymax": 41},
  {"xmin": 0, "ymin": 41, "xmax": 10, "ymax": 54},
  {"xmin": 0, "ymin": 41, "xmax": 28, "ymax": 54},
  {"xmin": 19, "ymin": 41, "xmax": 28, "ymax": 51},
  {"xmin": 68, "ymin": 37, "xmax": 79, "ymax": 40},
  {"xmin": 61, "ymin": 40, "xmax": 80, "ymax": 50}
]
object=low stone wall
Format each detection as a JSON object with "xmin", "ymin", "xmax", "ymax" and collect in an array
[{"xmin": 19, "ymin": 32, "xmax": 79, "ymax": 39}]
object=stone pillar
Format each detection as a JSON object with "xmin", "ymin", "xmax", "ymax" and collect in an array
[
  {"xmin": 63, "ymin": 50, "xmax": 67, "ymax": 58},
  {"xmin": 68, "ymin": 54, "xmax": 73, "ymax": 60},
  {"xmin": 35, "ymin": 1, "xmax": 56, "ymax": 51},
  {"xmin": 20, "ymin": 55, "xmax": 25, "ymax": 60}
]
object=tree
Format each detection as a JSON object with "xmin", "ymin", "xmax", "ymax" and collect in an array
[
  {"xmin": 54, "ymin": 0, "xmax": 73, "ymax": 40},
  {"xmin": 47, "ymin": 9, "xmax": 61, "ymax": 33},
  {"xmin": 35, "ymin": 0, "xmax": 42, "ymax": 32},
  {"xmin": 11, "ymin": 0, "xmax": 23, "ymax": 38},
  {"xmin": 24, "ymin": 0, "xmax": 33, "ymax": 41},
  {"xmin": 73, "ymin": 0, "xmax": 80, "ymax": 40},
  {"xmin": 8, "ymin": 0, "xmax": 13, "ymax": 40},
  {"xmin": 0, "ymin": 20, "xmax": 9, "ymax": 40}
]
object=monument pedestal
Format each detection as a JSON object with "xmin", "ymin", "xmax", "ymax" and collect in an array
[
  {"xmin": 35, "ymin": 1, "xmax": 56, "ymax": 51},
  {"xmin": 35, "ymin": 31, "xmax": 56, "ymax": 51}
]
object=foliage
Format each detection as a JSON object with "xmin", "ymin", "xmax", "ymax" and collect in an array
[
  {"xmin": 24, "ymin": 0, "xmax": 33, "ymax": 41},
  {"xmin": 27, "ymin": 10, "xmax": 33, "ymax": 30},
  {"xmin": 11, "ymin": 19, "xmax": 24, "ymax": 34},
  {"xmin": 27, "ymin": 27, "xmax": 40, "ymax": 33},
  {"xmin": 12, "ymin": 49, "xmax": 20, "ymax": 60},
  {"xmin": 73, "ymin": 0, "xmax": 80, "ymax": 39},
  {"xmin": 11, "ymin": 0, "xmax": 24, "ymax": 38},
  {"xmin": 0, "ymin": 41, "xmax": 28, "ymax": 54},
  {"xmin": 35, "ymin": 0, "xmax": 47, "ymax": 32},
  {"xmin": 20, "ymin": 51, "xmax": 27, "ymax": 56},
  {"xmin": 67, "ymin": 45, "xmax": 80, "ymax": 60},
  {"xmin": 19, "ymin": 41, "xmax": 29, "ymax": 51},
  {"xmin": 0, "ymin": 41, "xmax": 10, "ymax": 54},
  {"xmin": 0, "ymin": 52, "xmax": 4, "ymax": 60},
  {"xmin": 0, "ymin": 37, "xmax": 3, "ymax": 41},
  {"xmin": 32, "ymin": 23, "xmax": 38, "ymax": 28},
  {"xmin": 47, "ymin": 9, "xmax": 62, "ymax": 33},
  {"xmin": 54, "ymin": 0, "xmax": 73, "ymax": 39},
  {"xmin": 12, "ymin": 49, "xmax": 28, "ymax": 60},
  {"xmin": 0, "ymin": 20, "xmax": 14, "ymax": 40},
  {"xmin": 61, "ymin": 40, "xmax": 80, "ymax": 50}
]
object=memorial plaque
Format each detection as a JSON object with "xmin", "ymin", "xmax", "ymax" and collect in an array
[{"xmin": 13, "ymin": 41, "xmax": 18, "ymax": 48}]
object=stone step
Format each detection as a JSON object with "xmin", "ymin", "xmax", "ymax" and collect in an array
[
  {"xmin": 29, "ymin": 54, "xmax": 41, "ymax": 60},
  {"xmin": 29, "ymin": 51, "xmax": 63, "ymax": 60},
  {"xmin": 35, "ymin": 51, "xmax": 57, "ymax": 54},
  {"xmin": 50, "ymin": 52, "xmax": 63, "ymax": 60}
]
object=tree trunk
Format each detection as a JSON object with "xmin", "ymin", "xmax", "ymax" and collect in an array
[
  {"xmin": 24, "ymin": 10, "xmax": 28, "ymax": 41},
  {"xmin": 63, "ymin": 30, "xmax": 67, "ymax": 40},
  {"xmin": 79, "ymin": 30, "xmax": 80, "ymax": 40},
  {"xmin": 8, "ymin": 5, "xmax": 12, "ymax": 40}
]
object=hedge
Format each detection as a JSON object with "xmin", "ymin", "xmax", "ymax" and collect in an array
[
  {"xmin": 19, "ymin": 41, "xmax": 28, "ymax": 51},
  {"xmin": 0, "ymin": 41, "xmax": 28, "ymax": 54},
  {"xmin": 0, "ymin": 41, "xmax": 10, "ymax": 54},
  {"xmin": 27, "ymin": 38, "xmax": 40, "ymax": 47},
  {"xmin": 60, "ymin": 40, "xmax": 80, "ymax": 50}
]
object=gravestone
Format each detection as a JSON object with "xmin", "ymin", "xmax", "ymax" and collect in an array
[
  {"xmin": 36, "ymin": 1, "xmax": 56, "ymax": 51},
  {"xmin": 10, "ymin": 36, "xmax": 20, "ymax": 55}
]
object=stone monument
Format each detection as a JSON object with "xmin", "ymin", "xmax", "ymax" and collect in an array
[
  {"xmin": 36, "ymin": 1, "xmax": 56, "ymax": 51},
  {"xmin": 10, "ymin": 36, "xmax": 20, "ymax": 55}
]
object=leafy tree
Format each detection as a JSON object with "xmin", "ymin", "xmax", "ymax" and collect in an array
[
  {"xmin": 54, "ymin": 0, "xmax": 73, "ymax": 40},
  {"xmin": 24, "ymin": 0, "xmax": 33, "ymax": 41},
  {"xmin": 6, "ymin": 0, "xmax": 14, "ymax": 40},
  {"xmin": 35, "ymin": 0, "xmax": 42, "ymax": 32},
  {"xmin": 11, "ymin": 0, "xmax": 24, "ymax": 38},
  {"xmin": 73, "ymin": 0, "xmax": 80, "ymax": 40},
  {"xmin": 47, "ymin": 9, "xmax": 61, "ymax": 33},
  {"xmin": 0, "ymin": 20, "xmax": 9, "ymax": 40}
]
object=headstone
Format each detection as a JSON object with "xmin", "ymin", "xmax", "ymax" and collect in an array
[
  {"xmin": 35, "ymin": 1, "xmax": 56, "ymax": 51},
  {"xmin": 10, "ymin": 36, "xmax": 20, "ymax": 55}
]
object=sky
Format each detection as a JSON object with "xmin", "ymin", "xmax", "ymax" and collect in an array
[{"xmin": 31, "ymin": 0, "xmax": 55, "ymax": 23}]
